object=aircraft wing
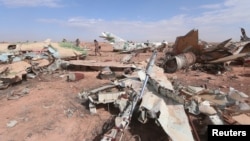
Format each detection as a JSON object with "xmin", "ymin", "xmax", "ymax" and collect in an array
[
  {"xmin": 99, "ymin": 32, "xmax": 126, "ymax": 44},
  {"xmin": 139, "ymin": 62, "xmax": 194, "ymax": 141},
  {"xmin": 99, "ymin": 35, "xmax": 115, "ymax": 40},
  {"xmin": 99, "ymin": 35, "xmax": 115, "ymax": 44}
]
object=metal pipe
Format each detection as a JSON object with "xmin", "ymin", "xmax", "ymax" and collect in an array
[{"xmin": 163, "ymin": 52, "xmax": 196, "ymax": 73}]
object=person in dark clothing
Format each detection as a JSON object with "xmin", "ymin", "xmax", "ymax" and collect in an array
[
  {"xmin": 75, "ymin": 38, "xmax": 80, "ymax": 47},
  {"xmin": 94, "ymin": 39, "xmax": 101, "ymax": 56}
]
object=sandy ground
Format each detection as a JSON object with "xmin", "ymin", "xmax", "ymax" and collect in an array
[{"xmin": 0, "ymin": 42, "xmax": 249, "ymax": 141}]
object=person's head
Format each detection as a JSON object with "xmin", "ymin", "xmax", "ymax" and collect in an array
[{"xmin": 94, "ymin": 39, "xmax": 97, "ymax": 42}]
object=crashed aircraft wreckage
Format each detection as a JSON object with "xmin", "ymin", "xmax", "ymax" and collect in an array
[
  {"xmin": 0, "ymin": 43, "xmax": 140, "ymax": 89},
  {"xmin": 162, "ymin": 28, "xmax": 250, "ymax": 74},
  {"xmin": 1, "ymin": 34, "xmax": 249, "ymax": 140},
  {"xmin": 78, "ymin": 50, "xmax": 250, "ymax": 141},
  {"xmin": 0, "ymin": 46, "xmax": 57, "ymax": 89},
  {"xmin": 79, "ymin": 51, "xmax": 201, "ymax": 140},
  {"xmin": 79, "ymin": 50, "xmax": 195, "ymax": 141},
  {"xmin": 0, "ymin": 42, "xmax": 87, "ymax": 89},
  {"xmin": 100, "ymin": 32, "xmax": 168, "ymax": 53}
]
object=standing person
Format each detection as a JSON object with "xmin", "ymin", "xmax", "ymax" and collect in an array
[
  {"xmin": 94, "ymin": 39, "xmax": 101, "ymax": 56},
  {"xmin": 75, "ymin": 38, "xmax": 80, "ymax": 47}
]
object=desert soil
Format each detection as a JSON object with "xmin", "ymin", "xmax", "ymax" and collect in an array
[{"xmin": 0, "ymin": 42, "xmax": 249, "ymax": 141}]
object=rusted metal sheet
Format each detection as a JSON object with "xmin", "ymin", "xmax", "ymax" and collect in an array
[
  {"xmin": 172, "ymin": 29, "xmax": 203, "ymax": 55},
  {"xmin": 223, "ymin": 114, "xmax": 237, "ymax": 124},
  {"xmin": 67, "ymin": 72, "xmax": 84, "ymax": 81},
  {"xmin": 232, "ymin": 114, "xmax": 250, "ymax": 124}
]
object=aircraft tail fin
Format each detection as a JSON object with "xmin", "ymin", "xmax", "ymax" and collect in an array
[{"xmin": 240, "ymin": 28, "xmax": 250, "ymax": 41}]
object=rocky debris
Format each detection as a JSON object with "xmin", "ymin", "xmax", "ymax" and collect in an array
[{"xmin": 6, "ymin": 120, "xmax": 18, "ymax": 128}]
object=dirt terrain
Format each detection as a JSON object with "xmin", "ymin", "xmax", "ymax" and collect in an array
[{"xmin": 0, "ymin": 42, "xmax": 249, "ymax": 141}]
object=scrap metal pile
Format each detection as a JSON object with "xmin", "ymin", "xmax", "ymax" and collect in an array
[
  {"xmin": 1, "ymin": 28, "xmax": 249, "ymax": 141},
  {"xmin": 0, "ymin": 42, "xmax": 140, "ymax": 89},
  {"xmin": 0, "ymin": 43, "xmax": 87, "ymax": 89},
  {"xmin": 0, "ymin": 45, "xmax": 57, "ymax": 89},
  {"xmin": 78, "ymin": 50, "xmax": 249, "ymax": 141},
  {"xmin": 161, "ymin": 28, "xmax": 250, "ymax": 74}
]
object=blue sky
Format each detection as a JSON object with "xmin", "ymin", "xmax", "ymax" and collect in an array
[{"xmin": 0, "ymin": 0, "xmax": 250, "ymax": 43}]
